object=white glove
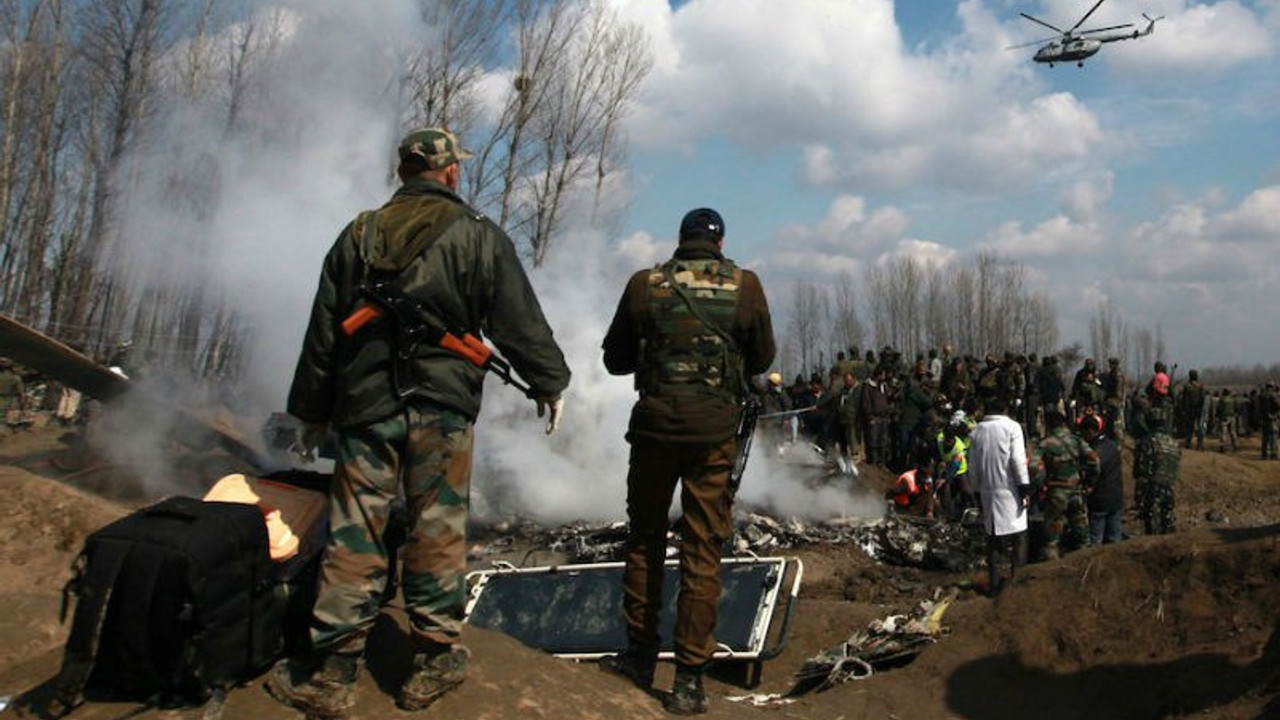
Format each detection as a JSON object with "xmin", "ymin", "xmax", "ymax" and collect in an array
[{"xmin": 537, "ymin": 396, "xmax": 564, "ymax": 435}]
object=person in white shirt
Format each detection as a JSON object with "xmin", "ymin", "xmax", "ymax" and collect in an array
[{"xmin": 968, "ymin": 395, "xmax": 1032, "ymax": 596}]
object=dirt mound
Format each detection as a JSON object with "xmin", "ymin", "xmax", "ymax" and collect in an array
[{"xmin": 0, "ymin": 426, "xmax": 1277, "ymax": 719}]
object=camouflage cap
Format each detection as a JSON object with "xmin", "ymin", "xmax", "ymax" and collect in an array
[{"xmin": 397, "ymin": 128, "xmax": 473, "ymax": 170}]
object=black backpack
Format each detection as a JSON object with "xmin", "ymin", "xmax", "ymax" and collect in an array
[{"xmin": 52, "ymin": 496, "xmax": 287, "ymax": 712}]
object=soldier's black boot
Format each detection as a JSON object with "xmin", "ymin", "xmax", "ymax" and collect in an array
[
  {"xmin": 599, "ymin": 645, "xmax": 657, "ymax": 689},
  {"xmin": 264, "ymin": 652, "xmax": 360, "ymax": 720},
  {"xmin": 397, "ymin": 643, "xmax": 470, "ymax": 711},
  {"xmin": 663, "ymin": 664, "xmax": 708, "ymax": 715}
]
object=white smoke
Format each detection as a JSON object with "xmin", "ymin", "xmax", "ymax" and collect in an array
[{"xmin": 109, "ymin": 0, "xmax": 883, "ymax": 525}]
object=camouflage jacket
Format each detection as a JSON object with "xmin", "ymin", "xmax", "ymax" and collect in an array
[
  {"xmin": 1032, "ymin": 425, "xmax": 1100, "ymax": 488},
  {"xmin": 1135, "ymin": 431, "xmax": 1180, "ymax": 485},
  {"xmin": 603, "ymin": 239, "xmax": 775, "ymax": 443},
  {"xmin": 288, "ymin": 178, "xmax": 571, "ymax": 428}
]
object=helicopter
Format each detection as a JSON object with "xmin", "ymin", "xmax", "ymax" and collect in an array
[{"xmin": 1009, "ymin": 0, "xmax": 1163, "ymax": 67}]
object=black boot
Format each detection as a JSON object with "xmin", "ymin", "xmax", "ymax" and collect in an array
[
  {"xmin": 397, "ymin": 643, "xmax": 470, "ymax": 711},
  {"xmin": 663, "ymin": 664, "xmax": 707, "ymax": 715},
  {"xmin": 599, "ymin": 645, "xmax": 657, "ymax": 689},
  {"xmin": 264, "ymin": 652, "xmax": 360, "ymax": 720}
]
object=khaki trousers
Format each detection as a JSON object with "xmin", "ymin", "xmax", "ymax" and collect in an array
[{"xmin": 622, "ymin": 436, "xmax": 735, "ymax": 667}]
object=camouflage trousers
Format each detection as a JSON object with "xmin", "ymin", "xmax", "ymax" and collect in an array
[
  {"xmin": 1218, "ymin": 418, "xmax": 1237, "ymax": 452},
  {"xmin": 1261, "ymin": 418, "xmax": 1278, "ymax": 459},
  {"xmin": 1138, "ymin": 480, "xmax": 1175, "ymax": 535},
  {"xmin": 1041, "ymin": 486, "xmax": 1089, "ymax": 559},
  {"xmin": 311, "ymin": 401, "xmax": 474, "ymax": 653},
  {"xmin": 622, "ymin": 436, "xmax": 735, "ymax": 668}
]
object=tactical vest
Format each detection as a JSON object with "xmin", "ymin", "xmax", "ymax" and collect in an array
[
  {"xmin": 637, "ymin": 257, "xmax": 744, "ymax": 401},
  {"xmin": 1149, "ymin": 395, "xmax": 1175, "ymax": 428}
]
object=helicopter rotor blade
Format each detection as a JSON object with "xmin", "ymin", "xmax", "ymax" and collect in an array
[
  {"xmin": 1077, "ymin": 22, "xmax": 1135, "ymax": 35},
  {"xmin": 1019, "ymin": 12, "xmax": 1064, "ymax": 34},
  {"xmin": 1006, "ymin": 36, "xmax": 1058, "ymax": 50},
  {"xmin": 1071, "ymin": 0, "xmax": 1111, "ymax": 33}
]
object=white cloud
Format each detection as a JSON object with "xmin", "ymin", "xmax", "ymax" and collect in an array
[
  {"xmin": 1104, "ymin": 0, "xmax": 1276, "ymax": 74},
  {"xmin": 1209, "ymin": 185, "xmax": 1280, "ymax": 242},
  {"xmin": 775, "ymin": 194, "xmax": 912, "ymax": 257},
  {"xmin": 980, "ymin": 212, "xmax": 1108, "ymax": 259},
  {"xmin": 1058, "ymin": 170, "xmax": 1115, "ymax": 222},
  {"xmin": 626, "ymin": 0, "xmax": 1116, "ymax": 193}
]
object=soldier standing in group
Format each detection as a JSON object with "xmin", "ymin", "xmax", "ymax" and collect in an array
[
  {"xmin": 1069, "ymin": 358, "xmax": 1097, "ymax": 424},
  {"xmin": 1032, "ymin": 410, "xmax": 1100, "ymax": 559},
  {"xmin": 1039, "ymin": 355, "xmax": 1065, "ymax": 419},
  {"xmin": 1102, "ymin": 357, "xmax": 1127, "ymax": 439},
  {"xmin": 1178, "ymin": 370, "xmax": 1208, "ymax": 451},
  {"xmin": 1132, "ymin": 381, "xmax": 1179, "ymax": 534},
  {"xmin": 600, "ymin": 208, "xmax": 775, "ymax": 715},
  {"xmin": 269, "ymin": 128, "xmax": 571, "ymax": 719},
  {"xmin": 1260, "ymin": 381, "xmax": 1280, "ymax": 460},
  {"xmin": 0, "ymin": 359, "xmax": 28, "ymax": 433},
  {"xmin": 1218, "ymin": 389, "xmax": 1238, "ymax": 453},
  {"xmin": 1134, "ymin": 402, "xmax": 1181, "ymax": 535}
]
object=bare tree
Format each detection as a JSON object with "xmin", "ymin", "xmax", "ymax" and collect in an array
[
  {"xmin": 948, "ymin": 263, "xmax": 977, "ymax": 355},
  {"xmin": 1089, "ymin": 299, "xmax": 1123, "ymax": 363},
  {"xmin": 404, "ymin": 0, "xmax": 506, "ymax": 137},
  {"xmin": 786, "ymin": 280, "xmax": 828, "ymax": 378},
  {"xmin": 521, "ymin": 0, "xmax": 651, "ymax": 266},
  {"xmin": 829, "ymin": 270, "xmax": 863, "ymax": 357},
  {"xmin": 922, "ymin": 264, "xmax": 948, "ymax": 353}
]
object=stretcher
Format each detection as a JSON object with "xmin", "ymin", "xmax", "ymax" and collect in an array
[{"xmin": 464, "ymin": 555, "xmax": 802, "ymax": 682}]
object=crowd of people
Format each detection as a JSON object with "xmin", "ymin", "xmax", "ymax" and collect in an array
[{"xmin": 751, "ymin": 344, "xmax": 1280, "ymax": 590}]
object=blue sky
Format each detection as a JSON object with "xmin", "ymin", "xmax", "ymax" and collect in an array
[{"xmin": 604, "ymin": 0, "xmax": 1280, "ymax": 368}]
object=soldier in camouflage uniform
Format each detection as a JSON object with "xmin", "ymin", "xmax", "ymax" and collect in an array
[
  {"xmin": 1131, "ymin": 381, "xmax": 1177, "ymax": 533},
  {"xmin": 1134, "ymin": 405, "xmax": 1181, "ymax": 535},
  {"xmin": 1261, "ymin": 382, "xmax": 1280, "ymax": 460},
  {"xmin": 270, "ymin": 128, "xmax": 571, "ymax": 719},
  {"xmin": 1217, "ymin": 389, "xmax": 1238, "ymax": 453},
  {"xmin": 1101, "ymin": 357, "xmax": 1127, "ymax": 439},
  {"xmin": 1178, "ymin": 370, "xmax": 1208, "ymax": 451},
  {"xmin": 601, "ymin": 208, "xmax": 774, "ymax": 715},
  {"xmin": 0, "ymin": 359, "xmax": 27, "ymax": 434},
  {"xmin": 1031, "ymin": 410, "xmax": 1100, "ymax": 559}
]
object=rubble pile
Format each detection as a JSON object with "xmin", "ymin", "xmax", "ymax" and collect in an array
[{"xmin": 470, "ymin": 511, "xmax": 987, "ymax": 572}]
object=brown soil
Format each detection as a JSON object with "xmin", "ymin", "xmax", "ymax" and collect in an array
[{"xmin": 0, "ymin": 425, "xmax": 1278, "ymax": 720}]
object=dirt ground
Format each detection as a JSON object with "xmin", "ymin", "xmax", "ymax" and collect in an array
[{"xmin": 0, "ymin": 421, "xmax": 1278, "ymax": 720}]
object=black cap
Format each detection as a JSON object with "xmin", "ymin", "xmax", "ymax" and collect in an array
[{"xmin": 679, "ymin": 207, "xmax": 725, "ymax": 241}]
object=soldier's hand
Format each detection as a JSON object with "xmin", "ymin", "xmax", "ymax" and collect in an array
[
  {"xmin": 298, "ymin": 422, "xmax": 328, "ymax": 463},
  {"xmin": 537, "ymin": 395, "xmax": 564, "ymax": 435}
]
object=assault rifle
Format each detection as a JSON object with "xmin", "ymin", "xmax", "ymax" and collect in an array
[
  {"xmin": 729, "ymin": 395, "xmax": 763, "ymax": 495},
  {"xmin": 341, "ymin": 279, "xmax": 534, "ymax": 400}
]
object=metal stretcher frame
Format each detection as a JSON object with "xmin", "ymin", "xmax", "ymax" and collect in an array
[{"xmin": 464, "ymin": 556, "xmax": 803, "ymax": 663}]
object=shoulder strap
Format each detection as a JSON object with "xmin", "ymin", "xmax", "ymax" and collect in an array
[
  {"xmin": 357, "ymin": 203, "xmax": 469, "ymax": 274},
  {"xmin": 660, "ymin": 263, "xmax": 738, "ymax": 351}
]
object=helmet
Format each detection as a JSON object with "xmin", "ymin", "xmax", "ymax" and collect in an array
[{"xmin": 679, "ymin": 207, "xmax": 725, "ymax": 240}]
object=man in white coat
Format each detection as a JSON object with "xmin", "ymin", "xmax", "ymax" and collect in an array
[{"xmin": 968, "ymin": 395, "xmax": 1032, "ymax": 596}]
